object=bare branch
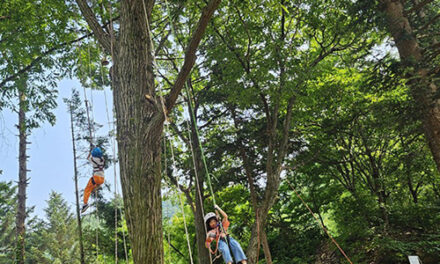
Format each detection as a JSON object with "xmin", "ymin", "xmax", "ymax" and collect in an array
[
  {"xmin": 155, "ymin": 25, "xmax": 172, "ymax": 56},
  {"xmin": 212, "ymin": 25, "xmax": 249, "ymax": 72}
]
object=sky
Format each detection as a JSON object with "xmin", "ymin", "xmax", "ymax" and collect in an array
[{"xmin": 0, "ymin": 78, "xmax": 121, "ymax": 219}]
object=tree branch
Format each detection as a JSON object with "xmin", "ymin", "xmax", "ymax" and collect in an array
[
  {"xmin": 419, "ymin": 13, "xmax": 440, "ymax": 32},
  {"xmin": 169, "ymin": 121, "xmax": 190, "ymax": 146},
  {"xmin": 0, "ymin": 31, "xmax": 95, "ymax": 89},
  {"xmin": 165, "ymin": 0, "xmax": 222, "ymax": 112},
  {"xmin": 75, "ymin": 0, "xmax": 112, "ymax": 53},
  {"xmin": 405, "ymin": 0, "xmax": 435, "ymax": 16},
  {"xmin": 275, "ymin": 96, "xmax": 295, "ymax": 172},
  {"xmin": 199, "ymin": 109, "xmax": 228, "ymax": 130}
]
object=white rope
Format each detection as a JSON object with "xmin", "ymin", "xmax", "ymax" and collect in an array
[
  {"xmin": 103, "ymin": 3, "xmax": 128, "ymax": 263},
  {"xmin": 185, "ymin": 119, "xmax": 212, "ymax": 264},
  {"xmin": 165, "ymin": 128, "xmax": 194, "ymax": 264}
]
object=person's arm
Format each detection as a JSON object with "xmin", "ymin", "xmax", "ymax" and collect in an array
[{"xmin": 214, "ymin": 204, "xmax": 227, "ymax": 220}]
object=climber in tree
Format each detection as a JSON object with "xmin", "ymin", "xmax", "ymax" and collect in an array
[
  {"xmin": 205, "ymin": 204, "xmax": 248, "ymax": 264},
  {"xmin": 81, "ymin": 147, "xmax": 105, "ymax": 213}
]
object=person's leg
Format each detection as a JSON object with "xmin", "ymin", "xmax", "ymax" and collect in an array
[
  {"xmin": 218, "ymin": 239, "xmax": 233, "ymax": 264},
  {"xmin": 94, "ymin": 175, "xmax": 104, "ymax": 185},
  {"xmin": 83, "ymin": 177, "xmax": 95, "ymax": 205},
  {"xmin": 228, "ymin": 236, "xmax": 247, "ymax": 264},
  {"xmin": 83, "ymin": 176, "xmax": 104, "ymax": 205}
]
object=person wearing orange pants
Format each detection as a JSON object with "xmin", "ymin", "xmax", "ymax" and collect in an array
[{"xmin": 81, "ymin": 147, "xmax": 105, "ymax": 213}]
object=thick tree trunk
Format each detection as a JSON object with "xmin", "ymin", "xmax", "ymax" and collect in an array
[
  {"xmin": 380, "ymin": 0, "xmax": 440, "ymax": 172},
  {"xmin": 69, "ymin": 103, "xmax": 85, "ymax": 264},
  {"xmin": 113, "ymin": 1, "xmax": 165, "ymax": 263},
  {"xmin": 15, "ymin": 88, "xmax": 27, "ymax": 264}
]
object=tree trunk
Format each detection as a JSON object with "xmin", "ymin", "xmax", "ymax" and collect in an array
[
  {"xmin": 16, "ymin": 86, "xmax": 27, "ymax": 264},
  {"xmin": 68, "ymin": 102, "xmax": 86, "ymax": 264},
  {"xmin": 380, "ymin": 0, "xmax": 440, "ymax": 172},
  {"xmin": 194, "ymin": 174, "xmax": 210, "ymax": 264},
  {"xmin": 377, "ymin": 190, "xmax": 389, "ymax": 233},
  {"xmin": 246, "ymin": 211, "xmax": 265, "ymax": 264},
  {"xmin": 261, "ymin": 230, "xmax": 272, "ymax": 264},
  {"xmin": 239, "ymin": 97, "xmax": 294, "ymax": 264},
  {"xmin": 113, "ymin": 1, "xmax": 165, "ymax": 263}
]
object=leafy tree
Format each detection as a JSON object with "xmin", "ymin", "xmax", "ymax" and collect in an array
[
  {"xmin": 0, "ymin": 181, "xmax": 17, "ymax": 262},
  {"xmin": 371, "ymin": 0, "xmax": 440, "ymax": 173},
  {"xmin": 0, "ymin": 1, "xmax": 78, "ymax": 262},
  {"xmin": 24, "ymin": 192, "xmax": 79, "ymax": 264}
]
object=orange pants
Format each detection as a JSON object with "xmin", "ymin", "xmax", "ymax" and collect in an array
[{"xmin": 83, "ymin": 175, "xmax": 104, "ymax": 204}]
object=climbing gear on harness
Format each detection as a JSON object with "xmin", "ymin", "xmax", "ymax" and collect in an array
[
  {"xmin": 91, "ymin": 157, "xmax": 105, "ymax": 172},
  {"xmin": 92, "ymin": 147, "xmax": 103, "ymax": 158}
]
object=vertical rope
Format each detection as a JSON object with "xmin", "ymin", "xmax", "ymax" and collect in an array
[
  {"xmin": 83, "ymin": 86, "xmax": 93, "ymax": 146},
  {"xmin": 103, "ymin": 87, "xmax": 119, "ymax": 263},
  {"xmin": 165, "ymin": 128, "xmax": 194, "ymax": 264},
  {"xmin": 185, "ymin": 119, "xmax": 212, "ymax": 264},
  {"xmin": 163, "ymin": 137, "xmax": 173, "ymax": 264},
  {"xmin": 161, "ymin": 2, "xmax": 215, "ymax": 261},
  {"xmin": 167, "ymin": 229, "xmax": 172, "ymax": 263},
  {"xmin": 285, "ymin": 179, "xmax": 353, "ymax": 264},
  {"xmin": 104, "ymin": 3, "xmax": 119, "ymax": 263},
  {"xmin": 107, "ymin": 2, "xmax": 130, "ymax": 262},
  {"xmin": 84, "ymin": 37, "xmax": 100, "ymax": 263},
  {"xmin": 95, "ymin": 188, "xmax": 99, "ymax": 262},
  {"xmin": 184, "ymin": 84, "xmax": 217, "ymax": 206}
]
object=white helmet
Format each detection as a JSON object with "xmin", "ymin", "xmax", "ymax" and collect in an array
[{"xmin": 204, "ymin": 212, "xmax": 217, "ymax": 224}]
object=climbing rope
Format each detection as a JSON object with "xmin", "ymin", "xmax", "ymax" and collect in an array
[
  {"xmin": 183, "ymin": 79, "xmax": 237, "ymax": 261},
  {"xmin": 104, "ymin": 2, "xmax": 131, "ymax": 262},
  {"xmin": 81, "ymin": 83, "xmax": 100, "ymax": 261},
  {"xmin": 163, "ymin": 126, "xmax": 195, "ymax": 264},
  {"xmin": 161, "ymin": 0, "xmax": 234, "ymax": 261},
  {"xmin": 184, "ymin": 118, "xmax": 213, "ymax": 264},
  {"xmin": 87, "ymin": 43, "xmax": 101, "ymax": 262},
  {"xmin": 82, "ymin": 85, "xmax": 94, "ymax": 146},
  {"xmin": 285, "ymin": 178, "xmax": 353, "ymax": 264},
  {"xmin": 137, "ymin": 2, "xmax": 197, "ymax": 262}
]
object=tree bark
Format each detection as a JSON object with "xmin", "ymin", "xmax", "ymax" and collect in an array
[
  {"xmin": 379, "ymin": 0, "xmax": 440, "ymax": 173},
  {"xmin": 15, "ymin": 83, "xmax": 27, "ymax": 264},
  {"xmin": 261, "ymin": 230, "xmax": 272, "ymax": 264},
  {"xmin": 68, "ymin": 102, "xmax": 86, "ymax": 264},
  {"xmin": 113, "ymin": 1, "xmax": 165, "ymax": 263}
]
